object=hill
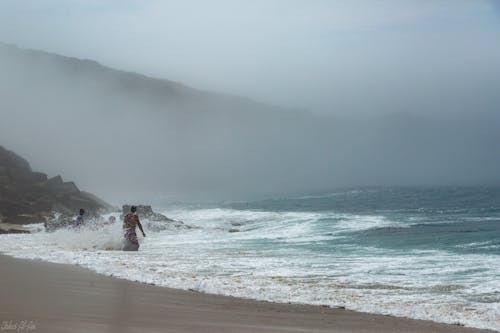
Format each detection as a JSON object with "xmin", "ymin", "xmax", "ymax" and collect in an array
[
  {"xmin": 0, "ymin": 145, "xmax": 112, "ymax": 228},
  {"xmin": 0, "ymin": 42, "xmax": 499, "ymax": 201}
]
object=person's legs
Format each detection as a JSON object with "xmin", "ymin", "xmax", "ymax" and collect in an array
[
  {"xmin": 123, "ymin": 229, "xmax": 139, "ymax": 251},
  {"xmin": 122, "ymin": 239, "xmax": 139, "ymax": 251}
]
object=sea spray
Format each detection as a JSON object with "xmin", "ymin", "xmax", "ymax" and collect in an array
[{"xmin": 1, "ymin": 187, "xmax": 499, "ymax": 331}]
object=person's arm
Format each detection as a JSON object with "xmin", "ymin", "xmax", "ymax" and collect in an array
[{"xmin": 137, "ymin": 219, "xmax": 146, "ymax": 237}]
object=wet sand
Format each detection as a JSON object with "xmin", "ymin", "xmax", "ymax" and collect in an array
[{"xmin": 0, "ymin": 254, "xmax": 495, "ymax": 333}]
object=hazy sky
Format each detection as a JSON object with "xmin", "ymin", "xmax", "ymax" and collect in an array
[
  {"xmin": 1, "ymin": 0, "xmax": 499, "ymax": 115},
  {"xmin": 1, "ymin": 1, "xmax": 500, "ymax": 201}
]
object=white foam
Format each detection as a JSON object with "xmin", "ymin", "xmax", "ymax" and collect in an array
[
  {"xmin": 0, "ymin": 208, "xmax": 499, "ymax": 331},
  {"xmin": 333, "ymin": 214, "xmax": 403, "ymax": 232}
]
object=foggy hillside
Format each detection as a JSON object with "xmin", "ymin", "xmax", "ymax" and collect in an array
[{"xmin": 1, "ymin": 42, "xmax": 499, "ymax": 202}]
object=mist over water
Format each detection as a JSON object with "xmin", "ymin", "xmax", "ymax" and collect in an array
[
  {"xmin": 1, "ymin": 44, "xmax": 499, "ymax": 202},
  {"xmin": 0, "ymin": 1, "xmax": 499, "ymax": 202}
]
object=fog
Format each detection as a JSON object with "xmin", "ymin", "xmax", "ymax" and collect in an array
[
  {"xmin": 0, "ymin": 1, "xmax": 499, "ymax": 203},
  {"xmin": 2, "ymin": 0, "xmax": 500, "ymax": 114}
]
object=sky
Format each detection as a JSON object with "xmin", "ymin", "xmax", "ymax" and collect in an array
[
  {"xmin": 1, "ymin": 1, "xmax": 500, "ymax": 201},
  {"xmin": 1, "ymin": 0, "xmax": 499, "ymax": 115}
]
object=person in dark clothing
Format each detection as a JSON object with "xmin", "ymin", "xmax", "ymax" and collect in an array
[{"xmin": 74, "ymin": 208, "xmax": 85, "ymax": 227}]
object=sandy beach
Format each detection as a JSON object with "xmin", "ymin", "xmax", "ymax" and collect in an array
[{"xmin": 0, "ymin": 254, "xmax": 495, "ymax": 333}]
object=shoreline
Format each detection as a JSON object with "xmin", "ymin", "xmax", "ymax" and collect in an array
[
  {"xmin": 0, "ymin": 254, "xmax": 496, "ymax": 333},
  {"xmin": 0, "ymin": 223, "xmax": 31, "ymax": 234}
]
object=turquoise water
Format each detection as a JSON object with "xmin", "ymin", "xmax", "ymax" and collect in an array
[
  {"xmin": 1, "ymin": 186, "xmax": 499, "ymax": 330},
  {"xmin": 227, "ymin": 187, "xmax": 500, "ymax": 256}
]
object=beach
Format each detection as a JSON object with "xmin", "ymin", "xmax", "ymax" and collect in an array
[{"xmin": 0, "ymin": 255, "xmax": 495, "ymax": 333}]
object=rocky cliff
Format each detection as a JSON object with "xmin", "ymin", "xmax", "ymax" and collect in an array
[{"xmin": 0, "ymin": 145, "xmax": 112, "ymax": 225}]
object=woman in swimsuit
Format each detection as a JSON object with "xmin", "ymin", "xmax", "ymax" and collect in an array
[{"xmin": 122, "ymin": 205, "xmax": 146, "ymax": 251}]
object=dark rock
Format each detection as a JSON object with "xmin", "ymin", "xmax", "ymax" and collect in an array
[
  {"xmin": 0, "ymin": 223, "xmax": 30, "ymax": 234},
  {"xmin": 31, "ymin": 172, "xmax": 48, "ymax": 183},
  {"xmin": 121, "ymin": 204, "xmax": 193, "ymax": 231},
  {"xmin": 46, "ymin": 175, "xmax": 63, "ymax": 187},
  {"xmin": 0, "ymin": 145, "xmax": 112, "ymax": 225},
  {"xmin": 0, "ymin": 228, "xmax": 30, "ymax": 234},
  {"xmin": 59, "ymin": 181, "xmax": 79, "ymax": 193},
  {"xmin": 0, "ymin": 147, "xmax": 31, "ymax": 172},
  {"xmin": 122, "ymin": 205, "xmax": 173, "ymax": 222},
  {"xmin": 3, "ymin": 214, "xmax": 43, "ymax": 225}
]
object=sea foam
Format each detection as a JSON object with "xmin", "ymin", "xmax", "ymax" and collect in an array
[{"xmin": 0, "ymin": 206, "xmax": 499, "ymax": 331}]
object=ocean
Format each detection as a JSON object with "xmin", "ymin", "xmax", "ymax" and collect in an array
[{"xmin": 1, "ymin": 186, "xmax": 499, "ymax": 331}]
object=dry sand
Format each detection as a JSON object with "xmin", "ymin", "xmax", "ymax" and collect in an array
[{"xmin": 0, "ymin": 254, "xmax": 495, "ymax": 333}]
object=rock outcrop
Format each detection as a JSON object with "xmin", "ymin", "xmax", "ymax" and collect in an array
[
  {"xmin": 121, "ymin": 205, "xmax": 192, "ymax": 231},
  {"xmin": 0, "ymin": 145, "xmax": 113, "ymax": 228},
  {"xmin": 121, "ymin": 205, "xmax": 174, "ymax": 222}
]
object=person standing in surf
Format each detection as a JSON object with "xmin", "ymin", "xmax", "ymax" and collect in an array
[
  {"xmin": 74, "ymin": 208, "xmax": 85, "ymax": 227},
  {"xmin": 122, "ymin": 206, "xmax": 146, "ymax": 251}
]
